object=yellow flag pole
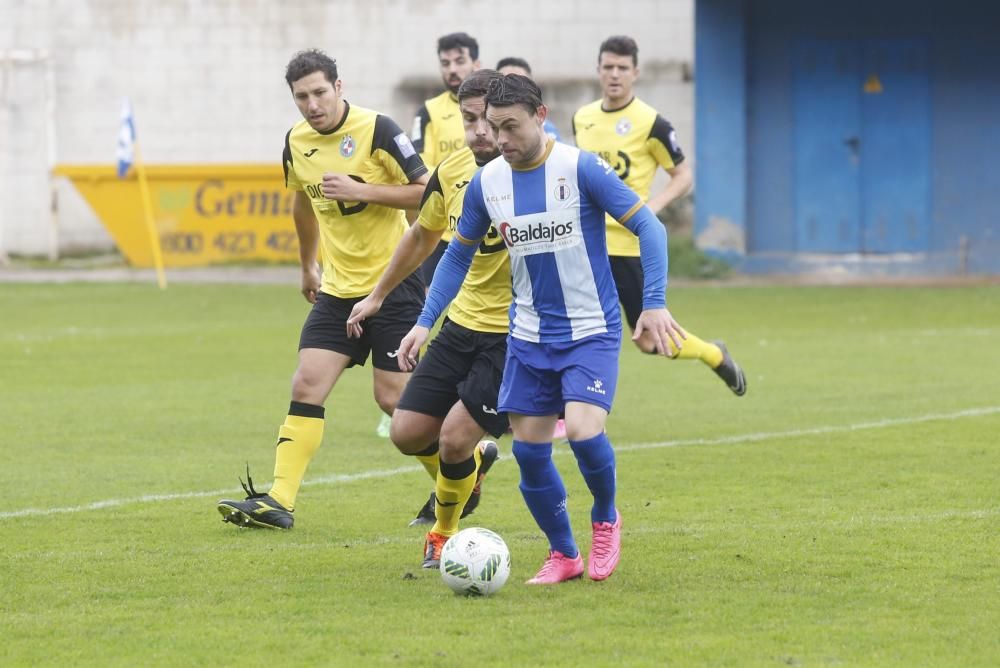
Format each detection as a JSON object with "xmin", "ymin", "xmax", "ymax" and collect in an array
[{"xmin": 131, "ymin": 139, "xmax": 167, "ymax": 289}]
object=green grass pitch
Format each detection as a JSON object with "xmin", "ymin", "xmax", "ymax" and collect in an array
[{"xmin": 1, "ymin": 282, "xmax": 998, "ymax": 666}]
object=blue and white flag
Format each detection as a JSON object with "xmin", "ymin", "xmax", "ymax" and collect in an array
[{"xmin": 116, "ymin": 97, "xmax": 135, "ymax": 179}]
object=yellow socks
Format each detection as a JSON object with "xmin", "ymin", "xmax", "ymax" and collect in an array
[
  {"xmin": 668, "ymin": 332, "xmax": 724, "ymax": 368},
  {"xmin": 268, "ymin": 401, "xmax": 325, "ymax": 510},
  {"xmin": 431, "ymin": 446, "xmax": 481, "ymax": 537},
  {"xmin": 414, "ymin": 442, "xmax": 441, "ymax": 481}
]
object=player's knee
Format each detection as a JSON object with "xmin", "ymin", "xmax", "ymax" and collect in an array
[
  {"xmin": 387, "ymin": 418, "xmax": 415, "ymax": 451},
  {"xmin": 387, "ymin": 414, "xmax": 430, "ymax": 455},
  {"xmin": 565, "ymin": 422, "xmax": 604, "ymax": 442},
  {"xmin": 438, "ymin": 431, "xmax": 475, "ymax": 463},
  {"xmin": 290, "ymin": 367, "xmax": 327, "ymax": 403},
  {"xmin": 372, "ymin": 388, "xmax": 398, "ymax": 416}
]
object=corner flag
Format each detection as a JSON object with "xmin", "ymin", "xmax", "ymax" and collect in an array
[
  {"xmin": 115, "ymin": 97, "xmax": 166, "ymax": 288},
  {"xmin": 116, "ymin": 98, "xmax": 135, "ymax": 179}
]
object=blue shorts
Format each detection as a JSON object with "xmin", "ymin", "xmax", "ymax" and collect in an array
[{"xmin": 498, "ymin": 332, "xmax": 621, "ymax": 416}]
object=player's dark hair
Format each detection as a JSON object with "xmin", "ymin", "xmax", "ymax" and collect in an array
[
  {"xmin": 495, "ymin": 56, "xmax": 532, "ymax": 75},
  {"xmin": 485, "ymin": 74, "xmax": 543, "ymax": 114},
  {"xmin": 437, "ymin": 32, "xmax": 479, "ymax": 61},
  {"xmin": 458, "ymin": 69, "xmax": 502, "ymax": 102},
  {"xmin": 599, "ymin": 35, "xmax": 639, "ymax": 66},
  {"xmin": 285, "ymin": 49, "xmax": 338, "ymax": 89}
]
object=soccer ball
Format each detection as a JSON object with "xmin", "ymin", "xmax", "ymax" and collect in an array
[{"xmin": 439, "ymin": 527, "xmax": 511, "ymax": 596}]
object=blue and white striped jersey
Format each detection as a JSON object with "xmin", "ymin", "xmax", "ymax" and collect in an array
[{"xmin": 457, "ymin": 142, "xmax": 645, "ymax": 343}]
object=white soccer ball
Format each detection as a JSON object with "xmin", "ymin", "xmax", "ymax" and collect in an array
[{"xmin": 439, "ymin": 527, "xmax": 511, "ymax": 596}]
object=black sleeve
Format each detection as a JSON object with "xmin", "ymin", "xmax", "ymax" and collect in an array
[
  {"xmin": 282, "ymin": 129, "xmax": 293, "ymax": 187},
  {"xmin": 373, "ymin": 114, "xmax": 429, "ymax": 181},
  {"xmin": 649, "ymin": 114, "xmax": 685, "ymax": 165},
  {"xmin": 418, "ymin": 167, "xmax": 443, "ymax": 210},
  {"xmin": 411, "ymin": 104, "xmax": 431, "ymax": 154}
]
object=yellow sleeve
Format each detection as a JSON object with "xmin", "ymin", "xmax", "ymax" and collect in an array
[{"xmin": 416, "ymin": 167, "xmax": 447, "ymax": 231}]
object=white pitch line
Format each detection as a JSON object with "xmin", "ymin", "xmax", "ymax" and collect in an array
[
  {"xmin": 0, "ymin": 465, "xmax": 423, "ymax": 520},
  {"xmin": 2, "ymin": 405, "xmax": 998, "ymax": 521},
  {"xmin": 615, "ymin": 405, "xmax": 1000, "ymax": 454}
]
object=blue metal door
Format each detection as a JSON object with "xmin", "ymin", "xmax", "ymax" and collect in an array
[
  {"xmin": 861, "ymin": 39, "xmax": 931, "ymax": 253},
  {"xmin": 793, "ymin": 38, "xmax": 931, "ymax": 254},
  {"xmin": 793, "ymin": 39, "xmax": 862, "ymax": 253}
]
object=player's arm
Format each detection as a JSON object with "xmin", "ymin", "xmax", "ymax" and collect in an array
[
  {"xmin": 322, "ymin": 173, "xmax": 429, "ymax": 209},
  {"xmin": 345, "ymin": 222, "xmax": 441, "ymax": 337},
  {"xmin": 644, "ymin": 115, "xmax": 693, "ymax": 215},
  {"xmin": 346, "ymin": 170, "xmax": 447, "ymax": 336},
  {"xmin": 581, "ymin": 152, "xmax": 668, "ymax": 299},
  {"xmin": 283, "ymin": 130, "xmax": 321, "ymax": 304},
  {"xmin": 584, "ymin": 153, "xmax": 685, "ymax": 354},
  {"xmin": 621, "ymin": 203, "xmax": 687, "ymax": 355},
  {"xmin": 395, "ymin": 234, "xmax": 478, "ymax": 371},
  {"xmin": 396, "ymin": 177, "xmax": 490, "ymax": 370},
  {"xmin": 292, "ymin": 191, "xmax": 321, "ymax": 304},
  {"xmin": 619, "ymin": 204, "xmax": 668, "ymax": 310},
  {"xmin": 321, "ymin": 114, "xmax": 430, "ymax": 209}
]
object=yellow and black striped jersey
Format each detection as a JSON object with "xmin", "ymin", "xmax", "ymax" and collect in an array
[
  {"xmin": 572, "ymin": 97, "xmax": 685, "ymax": 256},
  {"xmin": 417, "ymin": 146, "xmax": 510, "ymax": 334},
  {"xmin": 411, "ymin": 91, "xmax": 466, "ymax": 245},
  {"xmin": 284, "ymin": 101, "xmax": 428, "ymax": 298}
]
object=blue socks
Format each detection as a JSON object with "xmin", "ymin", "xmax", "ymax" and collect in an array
[
  {"xmin": 569, "ymin": 432, "xmax": 617, "ymax": 523},
  {"xmin": 511, "ymin": 440, "xmax": 578, "ymax": 558}
]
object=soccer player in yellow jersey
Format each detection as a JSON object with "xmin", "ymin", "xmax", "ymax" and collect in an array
[
  {"xmin": 347, "ymin": 69, "xmax": 508, "ymax": 567},
  {"xmin": 410, "ymin": 32, "xmax": 481, "ymax": 286},
  {"xmin": 366, "ymin": 32, "xmax": 481, "ymax": 441},
  {"xmin": 574, "ymin": 36, "xmax": 747, "ymax": 395},
  {"xmin": 217, "ymin": 50, "xmax": 430, "ymax": 529}
]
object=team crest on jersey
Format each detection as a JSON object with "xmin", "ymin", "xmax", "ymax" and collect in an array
[
  {"xmin": 339, "ymin": 135, "xmax": 355, "ymax": 158},
  {"xmin": 615, "ymin": 118, "xmax": 632, "ymax": 136},
  {"xmin": 553, "ymin": 178, "xmax": 572, "ymax": 202}
]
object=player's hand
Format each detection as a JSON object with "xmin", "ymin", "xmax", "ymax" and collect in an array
[
  {"xmin": 321, "ymin": 173, "xmax": 363, "ymax": 201},
  {"xmin": 396, "ymin": 325, "xmax": 429, "ymax": 372},
  {"xmin": 301, "ymin": 263, "xmax": 321, "ymax": 304},
  {"xmin": 346, "ymin": 294, "xmax": 384, "ymax": 339},
  {"xmin": 633, "ymin": 308, "xmax": 687, "ymax": 357}
]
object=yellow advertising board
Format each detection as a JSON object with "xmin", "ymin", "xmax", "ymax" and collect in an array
[{"xmin": 54, "ymin": 165, "xmax": 299, "ymax": 267}]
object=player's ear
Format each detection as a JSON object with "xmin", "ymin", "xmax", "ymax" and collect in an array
[
  {"xmin": 334, "ymin": 79, "xmax": 343, "ymax": 95},
  {"xmin": 536, "ymin": 104, "xmax": 549, "ymax": 123}
]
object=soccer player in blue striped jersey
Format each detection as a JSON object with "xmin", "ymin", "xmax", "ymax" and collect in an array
[
  {"xmin": 496, "ymin": 57, "xmax": 562, "ymax": 142},
  {"xmin": 397, "ymin": 74, "xmax": 686, "ymax": 584}
]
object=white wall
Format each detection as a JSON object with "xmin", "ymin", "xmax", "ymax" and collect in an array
[{"xmin": 0, "ymin": 0, "xmax": 693, "ymax": 257}]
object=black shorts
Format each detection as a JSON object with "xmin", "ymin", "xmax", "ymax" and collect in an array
[
  {"xmin": 396, "ymin": 319, "xmax": 509, "ymax": 437},
  {"xmin": 419, "ymin": 239, "xmax": 449, "ymax": 285},
  {"xmin": 298, "ymin": 271, "xmax": 425, "ymax": 371},
  {"xmin": 610, "ymin": 255, "xmax": 644, "ymax": 331}
]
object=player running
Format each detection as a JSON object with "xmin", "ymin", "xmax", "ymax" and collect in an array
[
  {"xmin": 217, "ymin": 49, "xmax": 429, "ymax": 529},
  {"xmin": 347, "ymin": 70, "xmax": 507, "ymax": 566},
  {"xmin": 574, "ymin": 35, "xmax": 746, "ymax": 395},
  {"xmin": 398, "ymin": 74, "xmax": 686, "ymax": 583}
]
